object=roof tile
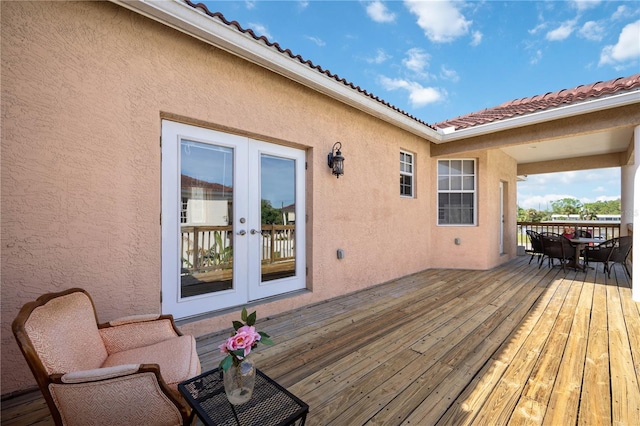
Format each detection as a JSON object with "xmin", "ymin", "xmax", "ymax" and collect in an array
[{"xmin": 436, "ymin": 74, "xmax": 640, "ymax": 130}]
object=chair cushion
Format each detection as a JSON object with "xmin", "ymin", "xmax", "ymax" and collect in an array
[
  {"xmin": 99, "ymin": 318, "xmax": 181, "ymax": 353},
  {"xmin": 24, "ymin": 292, "xmax": 108, "ymax": 374},
  {"xmin": 102, "ymin": 335, "xmax": 200, "ymax": 389}
]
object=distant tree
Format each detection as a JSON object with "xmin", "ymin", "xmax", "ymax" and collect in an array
[
  {"xmin": 579, "ymin": 208, "xmax": 598, "ymax": 220},
  {"xmin": 583, "ymin": 199, "xmax": 621, "ymax": 215},
  {"xmin": 524, "ymin": 208, "xmax": 546, "ymax": 222},
  {"xmin": 261, "ymin": 199, "xmax": 283, "ymax": 225},
  {"xmin": 517, "ymin": 205, "xmax": 551, "ymax": 222},
  {"xmin": 550, "ymin": 198, "xmax": 583, "ymax": 215}
]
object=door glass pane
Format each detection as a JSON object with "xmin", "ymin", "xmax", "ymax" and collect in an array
[
  {"xmin": 180, "ymin": 140, "xmax": 234, "ymax": 298},
  {"xmin": 260, "ymin": 155, "xmax": 296, "ymax": 282}
]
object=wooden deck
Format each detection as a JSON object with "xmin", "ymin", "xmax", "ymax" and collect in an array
[{"xmin": 3, "ymin": 256, "xmax": 639, "ymax": 425}]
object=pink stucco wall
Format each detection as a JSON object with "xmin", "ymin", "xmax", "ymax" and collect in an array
[
  {"xmin": 430, "ymin": 150, "xmax": 518, "ymax": 269},
  {"xmin": 1, "ymin": 1, "xmax": 516, "ymax": 395}
]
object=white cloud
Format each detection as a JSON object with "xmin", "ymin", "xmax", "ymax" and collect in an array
[
  {"xmin": 440, "ymin": 65, "xmax": 459, "ymax": 82},
  {"xmin": 578, "ymin": 21, "xmax": 605, "ymax": 41},
  {"xmin": 528, "ymin": 22, "xmax": 547, "ymax": 36},
  {"xmin": 404, "ymin": 0, "xmax": 472, "ymax": 43},
  {"xmin": 517, "ymin": 193, "xmax": 575, "ymax": 210},
  {"xmin": 408, "ymin": 85, "xmax": 446, "ymax": 107},
  {"xmin": 248, "ymin": 23, "xmax": 272, "ymax": 40},
  {"xmin": 366, "ymin": 1, "xmax": 396, "ymax": 23},
  {"xmin": 529, "ymin": 50, "xmax": 543, "ymax": 65},
  {"xmin": 305, "ymin": 35, "xmax": 326, "ymax": 47},
  {"xmin": 378, "ymin": 76, "xmax": 445, "ymax": 107},
  {"xmin": 366, "ymin": 48, "xmax": 391, "ymax": 64},
  {"xmin": 470, "ymin": 31, "xmax": 483, "ymax": 46},
  {"xmin": 403, "ymin": 48, "xmax": 430, "ymax": 73},
  {"xmin": 518, "ymin": 169, "xmax": 621, "ymax": 209},
  {"xmin": 599, "ymin": 20, "xmax": 640, "ymax": 66},
  {"xmin": 571, "ymin": 0, "xmax": 601, "ymax": 11},
  {"xmin": 546, "ymin": 19, "xmax": 577, "ymax": 41},
  {"xmin": 612, "ymin": 5, "xmax": 628, "ymax": 21}
]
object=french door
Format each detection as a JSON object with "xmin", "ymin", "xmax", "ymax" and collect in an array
[{"xmin": 161, "ymin": 121, "xmax": 306, "ymax": 319}]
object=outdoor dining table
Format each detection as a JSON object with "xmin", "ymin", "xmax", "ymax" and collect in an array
[{"xmin": 569, "ymin": 237, "xmax": 602, "ymax": 270}]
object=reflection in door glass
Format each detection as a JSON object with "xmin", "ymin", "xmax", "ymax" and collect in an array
[
  {"xmin": 180, "ymin": 140, "xmax": 234, "ymax": 298},
  {"xmin": 260, "ymin": 155, "xmax": 296, "ymax": 282}
]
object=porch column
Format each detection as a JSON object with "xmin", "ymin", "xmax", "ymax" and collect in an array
[{"xmin": 634, "ymin": 125, "xmax": 640, "ymax": 301}]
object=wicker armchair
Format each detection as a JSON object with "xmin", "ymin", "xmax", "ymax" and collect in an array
[
  {"xmin": 574, "ymin": 229, "xmax": 592, "ymax": 238},
  {"xmin": 584, "ymin": 236, "xmax": 632, "ymax": 278},
  {"xmin": 525, "ymin": 230, "xmax": 544, "ymax": 265},
  {"xmin": 12, "ymin": 288, "xmax": 201, "ymax": 426},
  {"xmin": 539, "ymin": 233, "xmax": 575, "ymax": 271}
]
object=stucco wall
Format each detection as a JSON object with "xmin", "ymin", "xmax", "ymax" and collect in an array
[
  {"xmin": 2, "ymin": 1, "xmax": 435, "ymax": 394},
  {"xmin": 430, "ymin": 149, "xmax": 517, "ymax": 269}
]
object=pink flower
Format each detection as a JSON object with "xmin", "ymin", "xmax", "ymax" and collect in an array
[{"xmin": 220, "ymin": 325, "xmax": 262, "ymax": 358}]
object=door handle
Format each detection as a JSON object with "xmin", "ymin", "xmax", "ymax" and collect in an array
[
  {"xmin": 250, "ymin": 229, "xmax": 259, "ymax": 235},
  {"xmin": 236, "ymin": 230, "xmax": 246, "ymax": 236}
]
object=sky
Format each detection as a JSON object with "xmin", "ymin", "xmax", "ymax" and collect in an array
[{"xmin": 200, "ymin": 0, "xmax": 639, "ymax": 210}]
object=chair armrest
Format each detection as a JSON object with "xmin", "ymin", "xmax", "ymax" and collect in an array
[
  {"xmin": 99, "ymin": 315, "xmax": 183, "ymax": 354},
  {"xmin": 48, "ymin": 364, "xmax": 189, "ymax": 425},
  {"xmin": 52, "ymin": 364, "xmax": 141, "ymax": 384}
]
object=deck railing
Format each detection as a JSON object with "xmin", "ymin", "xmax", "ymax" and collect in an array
[
  {"xmin": 517, "ymin": 221, "xmax": 621, "ymax": 252},
  {"xmin": 181, "ymin": 225, "xmax": 295, "ymax": 275},
  {"xmin": 260, "ymin": 224, "xmax": 295, "ymax": 264}
]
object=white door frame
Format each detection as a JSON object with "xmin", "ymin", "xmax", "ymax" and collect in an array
[
  {"xmin": 161, "ymin": 121, "xmax": 306, "ymax": 318},
  {"xmin": 499, "ymin": 181, "xmax": 505, "ymax": 255}
]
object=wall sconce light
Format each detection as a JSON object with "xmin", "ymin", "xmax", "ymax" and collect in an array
[{"xmin": 327, "ymin": 142, "xmax": 344, "ymax": 178}]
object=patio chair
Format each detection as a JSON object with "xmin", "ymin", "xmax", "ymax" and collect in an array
[
  {"xmin": 573, "ymin": 229, "xmax": 593, "ymax": 258},
  {"xmin": 584, "ymin": 236, "xmax": 633, "ymax": 278},
  {"xmin": 574, "ymin": 229, "xmax": 592, "ymax": 238},
  {"xmin": 525, "ymin": 230, "xmax": 544, "ymax": 265},
  {"xmin": 539, "ymin": 233, "xmax": 575, "ymax": 272},
  {"xmin": 12, "ymin": 288, "xmax": 201, "ymax": 426}
]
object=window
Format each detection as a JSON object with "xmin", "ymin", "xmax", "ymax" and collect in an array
[
  {"xmin": 438, "ymin": 159, "xmax": 476, "ymax": 225},
  {"xmin": 400, "ymin": 151, "xmax": 414, "ymax": 197}
]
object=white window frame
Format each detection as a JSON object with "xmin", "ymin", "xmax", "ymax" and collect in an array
[
  {"xmin": 400, "ymin": 150, "xmax": 414, "ymax": 198},
  {"xmin": 437, "ymin": 159, "xmax": 477, "ymax": 226}
]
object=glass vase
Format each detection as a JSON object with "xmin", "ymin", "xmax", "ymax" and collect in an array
[{"xmin": 223, "ymin": 356, "xmax": 256, "ymax": 405}]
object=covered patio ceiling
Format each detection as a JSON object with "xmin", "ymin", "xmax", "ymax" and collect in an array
[{"xmin": 501, "ymin": 126, "xmax": 632, "ymax": 170}]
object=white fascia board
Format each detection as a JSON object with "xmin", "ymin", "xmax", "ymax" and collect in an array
[
  {"xmin": 110, "ymin": 0, "xmax": 441, "ymax": 142},
  {"xmin": 436, "ymin": 90, "xmax": 640, "ymax": 142}
]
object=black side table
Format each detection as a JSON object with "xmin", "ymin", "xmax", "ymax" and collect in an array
[{"xmin": 178, "ymin": 368, "xmax": 309, "ymax": 426}]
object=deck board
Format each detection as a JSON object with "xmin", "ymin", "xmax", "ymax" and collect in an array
[{"xmin": 2, "ymin": 256, "xmax": 638, "ymax": 426}]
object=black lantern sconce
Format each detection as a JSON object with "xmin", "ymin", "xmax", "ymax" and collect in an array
[{"xmin": 327, "ymin": 142, "xmax": 344, "ymax": 178}]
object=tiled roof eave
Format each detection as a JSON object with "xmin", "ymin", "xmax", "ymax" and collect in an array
[
  {"xmin": 435, "ymin": 89, "xmax": 640, "ymax": 141},
  {"xmin": 436, "ymin": 74, "xmax": 640, "ymax": 132},
  {"xmin": 109, "ymin": 0, "xmax": 442, "ymax": 142}
]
